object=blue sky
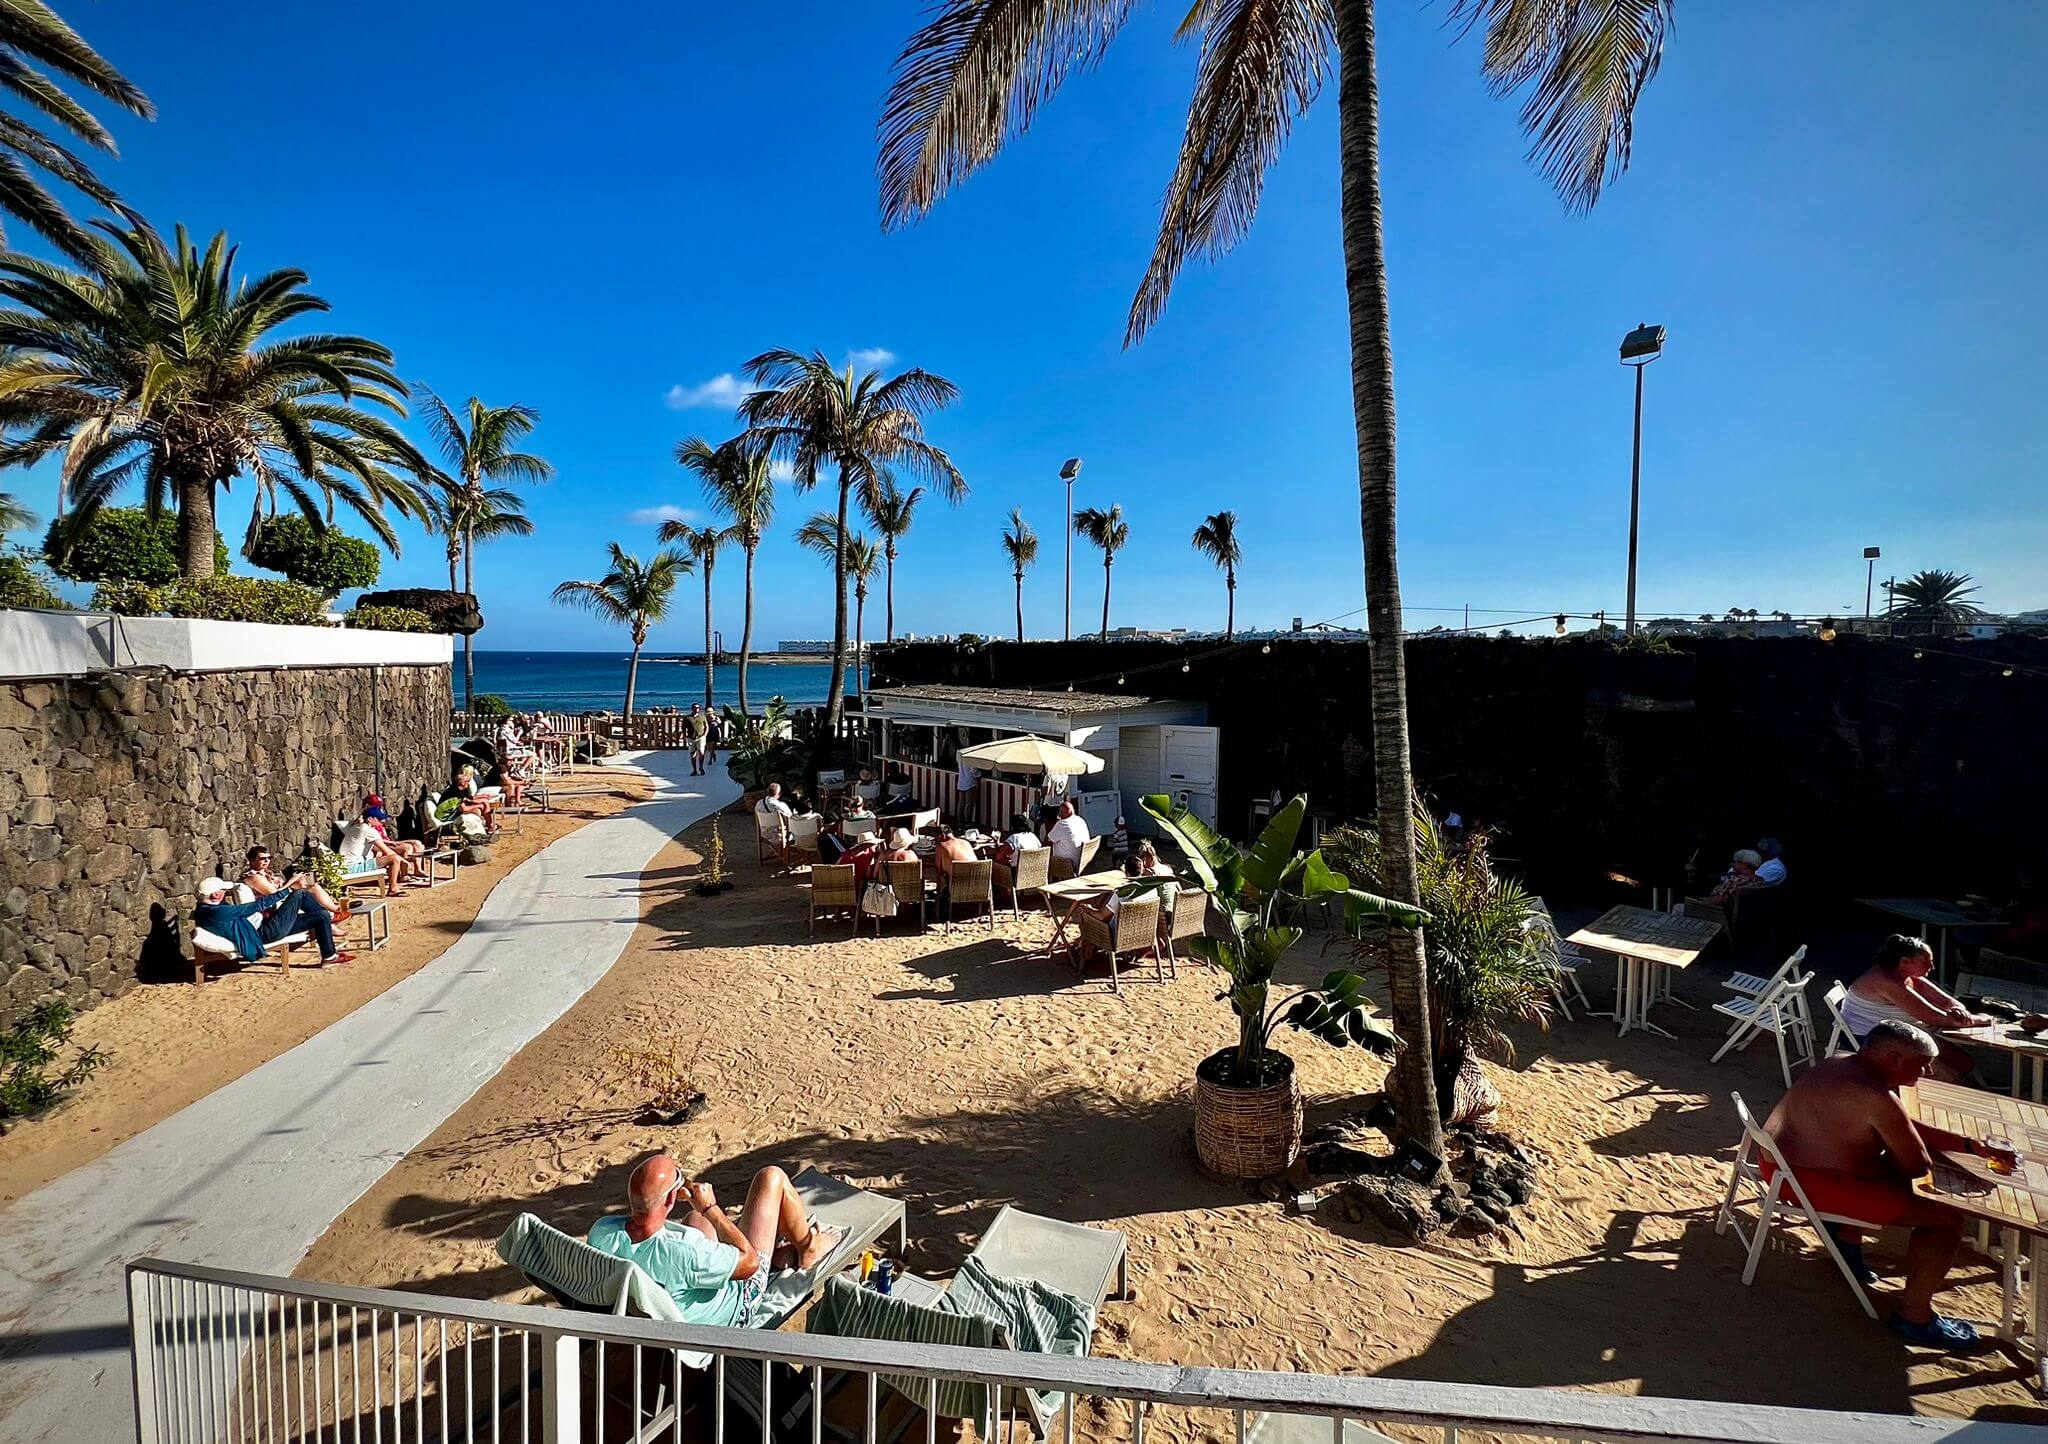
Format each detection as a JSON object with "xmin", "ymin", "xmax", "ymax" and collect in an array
[{"xmin": 7, "ymin": 2, "xmax": 2045, "ymax": 648}]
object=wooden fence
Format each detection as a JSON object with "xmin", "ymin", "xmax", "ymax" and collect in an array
[
  {"xmin": 882, "ymin": 756, "xmax": 1041, "ymax": 831},
  {"xmin": 450, "ymin": 707, "xmax": 877, "ymax": 759}
]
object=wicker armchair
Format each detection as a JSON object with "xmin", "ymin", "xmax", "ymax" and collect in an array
[
  {"xmin": 1003, "ymin": 847, "xmax": 1051, "ymax": 917},
  {"xmin": 1076, "ymin": 895, "xmax": 1160, "ymax": 993},
  {"xmin": 881, "ymin": 858, "xmax": 927, "ymax": 934},
  {"xmin": 1049, "ymin": 836, "xmax": 1103, "ymax": 883},
  {"xmin": 1158, "ymin": 886, "xmax": 1205, "ymax": 980},
  {"xmin": 808, "ymin": 864, "xmax": 859, "ymax": 936},
  {"xmin": 946, "ymin": 859, "xmax": 996, "ymax": 926}
]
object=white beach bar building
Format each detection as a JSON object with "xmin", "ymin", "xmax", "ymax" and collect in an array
[{"xmin": 861, "ymin": 683, "xmax": 1217, "ymax": 836}]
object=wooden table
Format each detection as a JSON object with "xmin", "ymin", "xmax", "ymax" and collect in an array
[
  {"xmin": 1857, "ymin": 898, "xmax": 2007, "ymax": 983},
  {"xmin": 1944, "ymin": 1022, "xmax": 2048, "ymax": 1103},
  {"xmin": 1566, "ymin": 905, "xmax": 1722, "ymax": 1038},
  {"xmin": 1037, "ymin": 875, "xmax": 1121, "ymax": 963},
  {"xmin": 1902, "ymin": 1078, "xmax": 2048, "ymax": 1382}
]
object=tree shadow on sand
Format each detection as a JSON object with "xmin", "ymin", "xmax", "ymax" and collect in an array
[
  {"xmin": 1379, "ymin": 1208, "xmax": 2048, "ymax": 1423},
  {"xmin": 359, "ymin": 1081, "xmax": 1245, "ymax": 1303}
]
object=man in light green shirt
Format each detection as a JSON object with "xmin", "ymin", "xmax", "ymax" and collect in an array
[{"xmin": 589, "ymin": 1154, "xmax": 841, "ymax": 1325}]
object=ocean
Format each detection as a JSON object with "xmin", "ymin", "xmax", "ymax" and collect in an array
[{"xmin": 461, "ymin": 650, "xmax": 849, "ymax": 713}]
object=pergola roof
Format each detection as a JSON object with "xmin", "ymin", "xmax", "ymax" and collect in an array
[{"xmin": 863, "ymin": 683, "xmax": 1154, "ymax": 716}]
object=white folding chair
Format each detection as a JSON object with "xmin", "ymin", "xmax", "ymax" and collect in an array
[
  {"xmin": 1710, "ymin": 967, "xmax": 1816, "ymax": 1087},
  {"xmin": 1714, "ymin": 1092, "xmax": 1880, "ymax": 1318},
  {"xmin": 1724, "ymin": 943, "xmax": 1807, "ymax": 1001},
  {"xmin": 1533, "ymin": 899, "xmax": 1593, "ymax": 1022},
  {"xmin": 1821, "ymin": 980, "xmax": 1858, "ymax": 1057}
]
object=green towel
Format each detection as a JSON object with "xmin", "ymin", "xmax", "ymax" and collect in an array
[
  {"xmin": 941, "ymin": 1256, "xmax": 1092, "ymax": 1433},
  {"xmin": 807, "ymin": 1276, "xmax": 1006, "ymax": 1422}
]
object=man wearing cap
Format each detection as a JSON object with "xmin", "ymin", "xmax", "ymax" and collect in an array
[{"xmin": 194, "ymin": 875, "xmax": 352, "ymax": 966}]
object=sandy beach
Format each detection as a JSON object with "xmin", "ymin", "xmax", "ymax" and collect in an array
[
  {"xmin": 0, "ymin": 769, "xmax": 652, "ymax": 1204},
  {"xmin": 296, "ymin": 813, "xmax": 2048, "ymax": 1434}
]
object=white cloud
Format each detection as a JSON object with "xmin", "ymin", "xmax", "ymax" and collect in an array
[
  {"xmin": 663, "ymin": 373, "xmax": 756, "ymax": 410},
  {"xmin": 768, "ymin": 459, "xmax": 802, "ymax": 485},
  {"xmin": 848, "ymin": 347, "xmax": 896, "ymax": 371},
  {"xmin": 627, "ymin": 504, "xmax": 696, "ymax": 526}
]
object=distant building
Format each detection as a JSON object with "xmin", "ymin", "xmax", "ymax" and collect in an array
[{"xmin": 777, "ymin": 639, "xmax": 835, "ymax": 655}]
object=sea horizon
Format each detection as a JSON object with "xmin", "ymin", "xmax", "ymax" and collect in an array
[{"xmin": 459, "ymin": 648, "xmax": 853, "ymax": 713}]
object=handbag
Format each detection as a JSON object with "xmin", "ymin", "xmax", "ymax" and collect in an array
[{"xmin": 861, "ymin": 880, "xmax": 899, "ymax": 918}]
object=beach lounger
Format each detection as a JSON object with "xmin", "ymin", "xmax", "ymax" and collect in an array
[
  {"xmin": 1713, "ymin": 1092, "xmax": 1880, "ymax": 1318},
  {"xmin": 190, "ymin": 884, "xmax": 315, "ymax": 984},
  {"xmin": 1246, "ymin": 1415, "xmax": 1398, "ymax": 1444},
  {"xmin": 808, "ymin": 1205, "xmax": 1126, "ymax": 1442}
]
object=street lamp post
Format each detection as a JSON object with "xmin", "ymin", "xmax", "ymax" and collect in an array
[
  {"xmin": 1619, "ymin": 323, "xmax": 1666, "ymax": 637},
  {"xmin": 1059, "ymin": 457, "xmax": 1082, "ymax": 641},
  {"xmin": 1863, "ymin": 546, "xmax": 1881, "ymax": 627}
]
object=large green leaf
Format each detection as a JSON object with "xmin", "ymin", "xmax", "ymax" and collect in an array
[
  {"xmin": 1240, "ymin": 794, "xmax": 1305, "ymax": 896},
  {"xmin": 1342, "ymin": 887, "xmax": 1431, "ymax": 932},
  {"xmin": 1139, "ymin": 792, "xmax": 1237, "ymax": 896},
  {"xmin": 1296, "ymin": 849, "xmax": 1350, "ymax": 899}
]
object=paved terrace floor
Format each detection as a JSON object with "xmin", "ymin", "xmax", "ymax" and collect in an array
[{"xmin": 0, "ymin": 750, "xmax": 739, "ymax": 1443}]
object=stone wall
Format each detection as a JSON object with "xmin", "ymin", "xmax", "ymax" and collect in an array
[
  {"xmin": 0, "ymin": 662, "xmax": 449, "ymax": 1021},
  {"xmin": 870, "ymin": 633, "xmax": 2048, "ymax": 902}
]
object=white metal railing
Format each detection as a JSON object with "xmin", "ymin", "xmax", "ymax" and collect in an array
[{"xmin": 123, "ymin": 1259, "xmax": 2033, "ymax": 1444}]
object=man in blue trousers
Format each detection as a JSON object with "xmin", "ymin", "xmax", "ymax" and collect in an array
[{"xmin": 194, "ymin": 875, "xmax": 353, "ymax": 966}]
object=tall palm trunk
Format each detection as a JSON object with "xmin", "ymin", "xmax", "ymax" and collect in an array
[
  {"xmin": 701, "ymin": 553, "xmax": 716, "ymax": 711},
  {"xmin": 177, "ymin": 478, "xmax": 217, "ymax": 579},
  {"xmin": 461, "ymin": 530, "xmax": 477, "ymax": 710},
  {"xmin": 1099, "ymin": 555, "xmax": 1112, "ymax": 640},
  {"xmin": 824, "ymin": 464, "xmax": 852, "ymax": 731},
  {"xmin": 1014, "ymin": 568, "xmax": 1024, "ymax": 643},
  {"xmin": 624, "ymin": 622, "xmax": 647, "ymax": 718},
  {"xmin": 1336, "ymin": 0, "xmax": 1442, "ymax": 1157},
  {"xmin": 446, "ymin": 541, "xmax": 459, "ymax": 593},
  {"xmin": 737, "ymin": 542, "xmax": 756, "ymax": 720},
  {"xmin": 854, "ymin": 590, "xmax": 866, "ymax": 700},
  {"xmin": 884, "ymin": 544, "xmax": 897, "ymax": 643},
  {"xmin": 1226, "ymin": 568, "xmax": 1236, "ymax": 638}
]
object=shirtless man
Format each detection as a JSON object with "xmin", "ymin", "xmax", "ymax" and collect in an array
[
  {"xmin": 932, "ymin": 824, "xmax": 977, "ymax": 921},
  {"xmin": 1764, "ymin": 1019, "xmax": 2017, "ymax": 1351}
]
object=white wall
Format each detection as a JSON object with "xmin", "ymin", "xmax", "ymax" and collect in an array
[{"xmin": 0, "ymin": 609, "xmax": 452, "ymax": 680}]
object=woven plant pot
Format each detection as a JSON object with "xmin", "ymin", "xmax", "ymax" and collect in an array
[{"xmin": 1193, "ymin": 1048, "xmax": 1301, "ymax": 1179}]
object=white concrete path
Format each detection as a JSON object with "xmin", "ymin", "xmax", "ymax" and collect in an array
[{"xmin": 0, "ymin": 751, "xmax": 738, "ymax": 1442}]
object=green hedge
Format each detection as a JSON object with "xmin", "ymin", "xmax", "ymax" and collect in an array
[
  {"xmin": 345, "ymin": 605, "xmax": 434, "ymax": 633},
  {"xmin": 93, "ymin": 575, "xmax": 330, "ymax": 626},
  {"xmin": 248, "ymin": 515, "xmax": 381, "ymax": 595},
  {"xmin": 45, "ymin": 507, "xmax": 229, "ymax": 584},
  {"xmin": 0, "ymin": 552, "xmax": 67, "ymax": 610},
  {"xmin": 470, "ymin": 693, "xmax": 514, "ymax": 720}
]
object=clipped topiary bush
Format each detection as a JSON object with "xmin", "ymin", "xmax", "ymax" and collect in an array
[
  {"xmin": 470, "ymin": 693, "xmax": 514, "ymax": 720},
  {"xmin": 247, "ymin": 515, "xmax": 381, "ymax": 596},
  {"xmin": 0, "ymin": 552, "xmax": 68, "ymax": 610},
  {"xmin": 90, "ymin": 579, "xmax": 166, "ymax": 615},
  {"xmin": 45, "ymin": 507, "xmax": 229, "ymax": 584},
  {"xmin": 161, "ymin": 575, "xmax": 330, "ymax": 625},
  {"xmin": 345, "ymin": 604, "xmax": 434, "ymax": 633}
]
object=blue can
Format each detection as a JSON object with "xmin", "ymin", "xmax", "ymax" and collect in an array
[{"xmin": 873, "ymin": 1259, "xmax": 894, "ymax": 1295}]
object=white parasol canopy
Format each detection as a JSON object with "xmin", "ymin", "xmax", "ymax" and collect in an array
[{"xmin": 957, "ymin": 734, "xmax": 1104, "ymax": 777}]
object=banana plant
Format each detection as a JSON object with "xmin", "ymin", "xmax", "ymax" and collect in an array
[{"xmin": 1137, "ymin": 793, "xmax": 1430, "ymax": 1085}]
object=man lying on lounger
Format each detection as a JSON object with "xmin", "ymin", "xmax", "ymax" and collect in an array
[
  {"xmin": 589, "ymin": 1153, "xmax": 843, "ymax": 1326},
  {"xmin": 194, "ymin": 876, "xmax": 353, "ymax": 967},
  {"xmin": 1764, "ymin": 1018, "xmax": 2016, "ymax": 1352}
]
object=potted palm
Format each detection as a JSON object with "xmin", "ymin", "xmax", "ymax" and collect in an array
[{"xmin": 1138, "ymin": 793, "xmax": 1429, "ymax": 1179}]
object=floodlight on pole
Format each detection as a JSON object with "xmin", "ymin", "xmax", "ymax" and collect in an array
[
  {"xmin": 1863, "ymin": 545, "xmax": 1881, "ymax": 624},
  {"xmin": 1059, "ymin": 458, "xmax": 1082, "ymax": 641},
  {"xmin": 1619, "ymin": 322, "xmax": 1666, "ymax": 637}
]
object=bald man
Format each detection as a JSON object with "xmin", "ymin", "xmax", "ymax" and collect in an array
[{"xmin": 587, "ymin": 1155, "xmax": 842, "ymax": 1326}]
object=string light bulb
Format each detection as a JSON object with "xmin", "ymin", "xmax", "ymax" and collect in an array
[
  {"xmin": 1913, "ymin": 650, "xmax": 1924, "ymax": 660},
  {"xmin": 1819, "ymin": 617, "xmax": 1837, "ymax": 642},
  {"xmin": 1066, "ymin": 682, "xmax": 1074, "ymax": 692},
  {"xmin": 1554, "ymin": 614, "xmax": 1568, "ymax": 636},
  {"xmin": 1261, "ymin": 643, "xmax": 1271, "ymax": 654},
  {"xmin": 1181, "ymin": 661, "xmax": 1190, "ymax": 673},
  {"xmin": 1116, "ymin": 674, "xmax": 1124, "ymax": 686},
  {"xmin": 2004, "ymin": 667, "xmax": 2015, "ymax": 678}
]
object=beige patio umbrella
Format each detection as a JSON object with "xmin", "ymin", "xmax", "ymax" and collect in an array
[{"xmin": 957, "ymin": 734, "xmax": 1104, "ymax": 776}]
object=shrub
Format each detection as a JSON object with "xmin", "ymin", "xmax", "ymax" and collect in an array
[
  {"xmin": 345, "ymin": 604, "xmax": 434, "ymax": 633},
  {"xmin": 0, "ymin": 1002, "xmax": 108, "ymax": 1122},
  {"xmin": 90, "ymin": 579, "xmax": 166, "ymax": 615},
  {"xmin": 294, "ymin": 845, "xmax": 349, "ymax": 898},
  {"xmin": 161, "ymin": 575, "xmax": 330, "ymax": 625},
  {"xmin": 247, "ymin": 515, "xmax": 381, "ymax": 596},
  {"xmin": 470, "ymin": 693, "xmax": 514, "ymax": 720},
  {"xmin": 44, "ymin": 507, "xmax": 229, "ymax": 584},
  {"xmin": 0, "ymin": 551, "xmax": 67, "ymax": 610}
]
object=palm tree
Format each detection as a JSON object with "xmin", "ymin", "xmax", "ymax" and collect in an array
[
  {"xmin": 845, "ymin": 533, "xmax": 882, "ymax": 699},
  {"xmin": 420, "ymin": 393, "xmax": 552, "ymax": 710},
  {"xmin": 0, "ymin": 218, "xmax": 430, "ymax": 579},
  {"xmin": 1073, "ymin": 504, "xmax": 1128, "ymax": 640},
  {"xmin": 658, "ymin": 518, "xmax": 726, "ymax": 710},
  {"xmin": 1888, "ymin": 569, "xmax": 1986, "ymax": 635},
  {"xmin": 1191, "ymin": 509, "xmax": 1243, "ymax": 637},
  {"xmin": 0, "ymin": 7, "xmax": 154, "ymax": 260},
  {"xmin": 0, "ymin": 491, "xmax": 32, "ymax": 534},
  {"xmin": 551, "ymin": 544, "xmax": 691, "ymax": 719},
  {"xmin": 865, "ymin": 477, "xmax": 924, "ymax": 643},
  {"xmin": 1000, "ymin": 508, "xmax": 1038, "ymax": 643},
  {"xmin": 677, "ymin": 435, "xmax": 776, "ymax": 720},
  {"xmin": 878, "ymin": 0, "xmax": 1675, "ymax": 1158},
  {"xmin": 737, "ymin": 349, "xmax": 966, "ymax": 730}
]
